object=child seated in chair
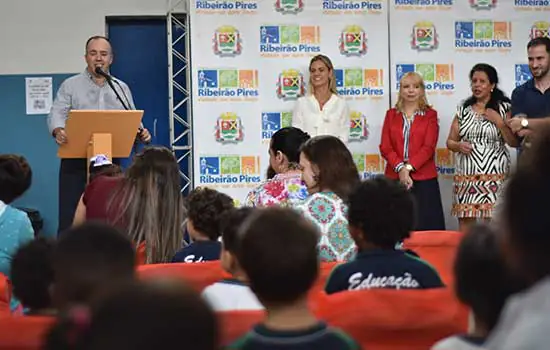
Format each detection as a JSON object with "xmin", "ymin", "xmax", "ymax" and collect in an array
[
  {"xmin": 11, "ymin": 237, "xmax": 56, "ymax": 316},
  {"xmin": 325, "ymin": 177, "xmax": 444, "ymax": 294},
  {"xmin": 202, "ymin": 207, "xmax": 263, "ymax": 311},
  {"xmin": 172, "ymin": 187, "xmax": 234, "ymax": 263},
  {"xmin": 431, "ymin": 224, "xmax": 526, "ymax": 350},
  {"xmin": 228, "ymin": 207, "xmax": 360, "ymax": 350}
]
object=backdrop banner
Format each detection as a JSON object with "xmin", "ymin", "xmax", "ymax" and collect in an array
[{"xmin": 190, "ymin": 0, "xmax": 544, "ymax": 229}]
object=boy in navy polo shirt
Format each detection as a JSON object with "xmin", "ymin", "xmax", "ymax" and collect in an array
[
  {"xmin": 229, "ymin": 208, "xmax": 360, "ymax": 350},
  {"xmin": 172, "ymin": 187, "xmax": 234, "ymax": 263},
  {"xmin": 325, "ymin": 177, "xmax": 443, "ymax": 294}
]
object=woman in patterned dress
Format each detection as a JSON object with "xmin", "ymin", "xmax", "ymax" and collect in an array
[
  {"xmin": 293, "ymin": 135, "xmax": 360, "ymax": 262},
  {"xmin": 446, "ymin": 64, "xmax": 519, "ymax": 232},
  {"xmin": 245, "ymin": 127, "xmax": 310, "ymax": 207}
]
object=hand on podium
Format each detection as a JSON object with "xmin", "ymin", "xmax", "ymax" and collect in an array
[
  {"xmin": 138, "ymin": 128, "xmax": 152, "ymax": 143},
  {"xmin": 54, "ymin": 127, "xmax": 68, "ymax": 145}
]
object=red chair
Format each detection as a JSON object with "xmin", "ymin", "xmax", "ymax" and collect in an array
[
  {"xmin": 0, "ymin": 316, "xmax": 55, "ymax": 349},
  {"xmin": 137, "ymin": 261, "xmax": 228, "ymax": 292},
  {"xmin": 218, "ymin": 311, "xmax": 265, "ymax": 346},
  {"xmin": 0, "ymin": 273, "xmax": 12, "ymax": 316},
  {"xmin": 403, "ymin": 230, "xmax": 464, "ymax": 287},
  {"xmin": 137, "ymin": 262, "xmax": 340, "ymax": 294},
  {"xmin": 317, "ymin": 288, "xmax": 469, "ymax": 350}
]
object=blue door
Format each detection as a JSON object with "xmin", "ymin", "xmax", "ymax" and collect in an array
[{"xmin": 107, "ymin": 17, "xmax": 171, "ymax": 168}]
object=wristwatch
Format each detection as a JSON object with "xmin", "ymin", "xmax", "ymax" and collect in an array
[
  {"xmin": 521, "ymin": 118, "xmax": 529, "ymax": 129},
  {"xmin": 405, "ymin": 164, "xmax": 414, "ymax": 172}
]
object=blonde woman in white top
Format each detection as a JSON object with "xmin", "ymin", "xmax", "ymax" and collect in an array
[{"xmin": 292, "ymin": 54, "xmax": 349, "ymax": 143}]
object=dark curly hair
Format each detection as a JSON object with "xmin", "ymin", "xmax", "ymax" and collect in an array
[
  {"xmin": 347, "ymin": 177, "xmax": 415, "ymax": 249},
  {"xmin": 11, "ymin": 237, "xmax": 55, "ymax": 312},
  {"xmin": 187, "ymin": 187, "xmax": 234, "ymax": 241},
  {"xmin": 0, "ymin": 154, "xmax": 32, "ymax": 204}
]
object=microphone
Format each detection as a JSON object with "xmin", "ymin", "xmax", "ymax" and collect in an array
[
  {"xmin": 95, "ymin": 66, "xmax": 129, "ymax": 110},
  {"xmin": 94, "ymin": 66, "xmax": 112, "ymax": 81}
]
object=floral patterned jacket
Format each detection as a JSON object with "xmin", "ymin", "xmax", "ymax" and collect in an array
[{"xmin": 245, "ymin": 172, "xmax": 308, "ymax": 207}]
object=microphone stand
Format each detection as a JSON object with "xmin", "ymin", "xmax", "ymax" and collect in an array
[{"xmin": 94, "ymin": 67, "xmax": 147, "ymax": 159}]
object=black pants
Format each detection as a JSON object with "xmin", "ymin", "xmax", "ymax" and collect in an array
[
  {"xmin": 58, "ymin": 159, "xmax": 88, "ymax": 234},
  {"xmin": 410, "ymin": 177, "xmax": 446, "ymax": 231}
]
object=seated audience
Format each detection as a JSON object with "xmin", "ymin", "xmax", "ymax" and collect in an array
[
  {"xmin": 229, "ymin": 207, "xmax": 360, "ymax": 350},
  {"xmin": 293, "ymin": 135, "xmax": 360, "ymax": 262},
  {"xmin": 432, "ymin": 224, "xmax": 526, "ymax": 350},
  {"xmin": 72, "ymin": 154, "xmax": 122, "ymax": 226},
  {"xmin": 75, "ymin": 146, "xmax": 186, "ymax": 263},
  {"xmin": 432, "ymin": 225, "xmax": 524, "ymax": 350},
  {"xmin": 172, "ymin": 187, "xmax": 234, "ymax": 263},
  {"xmin": 245, "ymin": 127, "xmax": 310, "ymax": 207},
  {"xmin": 325, "ymin": 177, "xmax": 443, "ymax": 294},
  {"xmin": 51, "ymin": 222, "xmax": 135, "ymax": 311},
  {"xmin": 202, "ymin": 207, "xmax": 262, "ymax": 311},
  {"xmin": 485, "ymin": 125, "xmax": 550, "ymax": 349},
  {"xmin": 0, "ymin": 155, "xmax": 34, "ymax": 310},
  {"xmin": 43, "ymin": 279, "xmax": 217, "ymax": 350},
  {"xmin": 11, "ymin": 237, "xmax": 56, "ymax": 316}
]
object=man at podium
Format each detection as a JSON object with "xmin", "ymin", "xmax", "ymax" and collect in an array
[{"xmin": 47, "ymin": 35, "xmax": 151, "ymax": 234}]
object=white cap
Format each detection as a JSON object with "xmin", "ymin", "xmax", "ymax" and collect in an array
[{"xmin": 90, "ymin": 154, "xmax": 112, "ymax": 167}]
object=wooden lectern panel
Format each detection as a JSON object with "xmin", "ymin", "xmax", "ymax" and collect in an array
[{"xmin": 57, "ymin": 110, "xmax": 143, "ymax": 159}]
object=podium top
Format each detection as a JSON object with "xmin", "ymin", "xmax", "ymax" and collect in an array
[{"xmin": 57, "ymin": 110, "xmax": 144, "ymax": 159}]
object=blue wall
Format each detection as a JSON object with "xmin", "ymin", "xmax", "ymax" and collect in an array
[{"xmin": 0, "ymin": 74, "xmax": 75, "ymax": 236}]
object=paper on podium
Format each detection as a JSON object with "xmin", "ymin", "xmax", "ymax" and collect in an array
[{"xmin": 57, "ymin": 110, "xmax": 144, "ymax": 159}]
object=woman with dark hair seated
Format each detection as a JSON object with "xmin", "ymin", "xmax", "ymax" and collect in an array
[
  {"xmin": 245, "ymin": 127, "xmax": 310, "ymax": 207},
  {"xmin": 293, "ymin": 135, "xmax": 360, "ymax": 262}
]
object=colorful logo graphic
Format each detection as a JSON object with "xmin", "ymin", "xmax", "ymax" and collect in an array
[
  {"xmin": 275, "ymin": 0, "xmax": 303, "ymax": 13},
  {"xmin": 195, "ymin": 0, "xmax": 258, "ymax": 13},
  {"xmin": 530, "ymin": 21, "xmax": 550, "ymax": 39},
  {"xmin": 262, "ymin": 112, "xmax": 293, "ymax": 140},
  {"xmin": 455, "ymin": 20, "xmax": 512, "ymax": 50},
  {"xmin": 515, "ymin": 64, "xmax": 532, "ymax": 87},
  {"xmin": 435, "ymin": 148, "xmax": 454, "ymax": 176},
  {"xmin": 339, "ymin": 25, "xmax": 367, "ymax": 56},
  {"xmin": 260, "ymin": 25, "xmax": 321, "ymax": 56},
  {"xmin": 334, "ymin": 68, "xmax": 384, "ymax": 99},
  {"xmin": 349, "ymin": 111, "xmax": 369, "ymax": 142},
  {"xmin": 353, "ymin": 153, "xmax": 385, "ymax": 180},
  {"xmin": 197, "ymin": 69, "xmax": 259, "ymax": 101},
  {"xmin": 276, "ymin": 69, "xmax": 305, "ymax": 100},
  {"xmin": 213, "ymin": 26, "xmax": 242, "ymax": 56},
  {"xmin": 199, "ymin": 155, "xmax": 262, "ymax": 186},
  {"xmin": 515, "ymin": 0, "xmax": 550, "ymax": 10},
  {"xmin": 411, "ymin": 21, "xmax": 438, "ymax": 50},
  {"xmin": 470, "ymin": 0, "xmax": 496, "ymax": 8},
  {"xmin": 322, "ymin": 0, "xmax": 383, "ymax": 13},
  {"xmin": 396, "ymin": 64, "xmax": 455, "ymax": 92},
  {"xmin": 215, "ymin": 112, "xmax": 243, "ymax": 143},
  {"xmin": 394, "ymin": 0, "xmax": 453, "ymax": 10}
]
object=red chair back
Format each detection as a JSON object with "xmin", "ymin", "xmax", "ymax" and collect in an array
[
  {"xmin": 403, "ymin": 230, "xmax": 464, "ymax": 287},
  {"xmin": 317, "ymin": 288, "xmax": 469, "ymax": 350},
  {"xmin": 0, "ymin": 316, "xmax": 55, "ymax": 349}
]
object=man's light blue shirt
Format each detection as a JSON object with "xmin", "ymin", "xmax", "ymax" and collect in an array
[{"xmin": 47, "ymin": 70, "xmax": 135, "ymax": 135}]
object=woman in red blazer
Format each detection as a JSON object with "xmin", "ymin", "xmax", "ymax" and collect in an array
[{"xmin": 380, "ymin": 72, "xmax": 445, "ymax": 231}]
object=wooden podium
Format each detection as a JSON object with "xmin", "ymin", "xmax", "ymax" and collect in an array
[{"xmin": 57, "ymin": 110, "xmax": 144, "ymax": 166}]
